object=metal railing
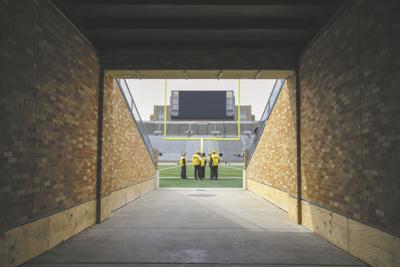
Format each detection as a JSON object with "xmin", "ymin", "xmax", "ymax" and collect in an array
[
  {"xmin": 247, "ymin": 79, "xmax": 286, "ymax": 162},
  {"xmin": 115, "ymin": 79, "xmax": 156, "ymax": 165}
]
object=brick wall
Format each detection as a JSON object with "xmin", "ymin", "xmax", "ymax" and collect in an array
[
  {"xmin": 247, "ymin": 75, "xmax": 297, "ymax": 195},
  {"xmin": 0, "ymin": 0, "xmax": 100, "ymax": 232},
  {"xmin": 300, "ymin": 0, "xmax": 400, "ymax": 236},
  {"xmin": 102, "ymin": 74, "xmax": 156, "ymax": 196}
]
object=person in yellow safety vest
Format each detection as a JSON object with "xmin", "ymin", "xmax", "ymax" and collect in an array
[
  {"xmin": 179, "ymin": 153, "xmax": 187, "ymax": 179},
  {"xmin": 210, "ymin": 151, "xmax": 220, "ymax": 180},
  {"xmin": 208, "ymin": 153, "xmax": 212, "ymax": 179},
  {"xmin": 192, "ymin": 152, "xmax": 201, "ymax": 180},
  {"xmin": 200, "ymin": 153, "xmax": 206, "ymax": 179}
]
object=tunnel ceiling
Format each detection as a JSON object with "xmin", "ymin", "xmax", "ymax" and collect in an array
[{"xmin": 52, "ymin": 0, "xmax": 346, "ymax": 73}]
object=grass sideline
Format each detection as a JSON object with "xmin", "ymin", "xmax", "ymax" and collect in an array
[{"xmin": 158, "ymin": 164, "xmax": 243, "ymax": 188}]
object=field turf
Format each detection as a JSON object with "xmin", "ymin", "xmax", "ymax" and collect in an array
[{"xmin": 159, "ymin": 164, "xmax": 243, "ymax": 188}]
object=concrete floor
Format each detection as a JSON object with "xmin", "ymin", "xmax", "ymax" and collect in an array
[{"xmin": 25, "ymin": 189, "xmax": 367, "ymax": 267}]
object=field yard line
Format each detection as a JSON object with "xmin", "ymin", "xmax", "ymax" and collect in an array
[
  {"xmin": 159, "ymin": 165, "xmax": 181, "ymax": 171},
  {"xmin": 160, "ymin": 176, "xmax": 242, "ymax": 179},
  {"xmin": 160, "ymin": 166, "xmax": 243, "ymax": 171},
  {"xmin": 220, "ymin": 165, "xmax": 244, "ymax": 171}
]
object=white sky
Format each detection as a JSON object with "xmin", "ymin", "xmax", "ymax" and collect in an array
[{"xmin": 127, "ymin": 79, "xmax": 276, "ymax": 121}]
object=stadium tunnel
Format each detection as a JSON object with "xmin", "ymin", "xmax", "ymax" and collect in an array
[{"xmin": 1, "ymin": 1, "xmax": 399, "ymax": 267}]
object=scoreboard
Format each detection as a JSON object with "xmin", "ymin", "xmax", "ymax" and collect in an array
[{"xmin": 170, "ymin": 91, "xmax": 235, "ymax": 120}]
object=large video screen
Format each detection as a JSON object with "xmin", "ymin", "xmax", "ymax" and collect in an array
[{"xmin": 171, "ymin": 91, "xmax": 234, "ymax": 120}]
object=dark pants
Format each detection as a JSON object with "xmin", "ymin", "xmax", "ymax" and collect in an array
[
  {"xmin": 181, "ymin": 166, "xmax": 186, "ymax": 179},
  {"xmin": 198, "ymin": 166, "xmax": 203, "ymax": 179},
  {"xmin": 211, "ymin": 166, "xmax": 218, "ymax": 180},
  {"xmin": 201, "ymin": 166, "xmax": 206, "ymax": 179},
  {"xmin": 194, "ymin": 165, "xmax": 200, "ymax": 179},
  {"xmin": 209, "ymin": 166, "xmax": 212, "ymax": 179}
]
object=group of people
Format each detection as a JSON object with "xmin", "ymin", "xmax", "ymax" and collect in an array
[{"xmin": 179, "ymin": 151, "xmax": 220, "ymax": 180}]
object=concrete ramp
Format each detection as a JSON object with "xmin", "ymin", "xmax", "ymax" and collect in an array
[{"xmin": 25, "ymin": 189, "xmax": 366, "ymax": 267}]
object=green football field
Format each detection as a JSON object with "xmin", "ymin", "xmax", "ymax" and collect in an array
[{"xmin": 158, "ymin": 164, "xmax": 243, "ymax": 188}]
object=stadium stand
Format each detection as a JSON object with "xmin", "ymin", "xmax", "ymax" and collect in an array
[
  {"xmin": 145, "ymin": 121, "xmax": 257, "ymax": 162},
  {"xmin": 144, "ymin": 121, "xmax": 257, "ymax": 162},
  {"xmin": 150, "ymin": 135, "xmax": 252, "ymax": 162},
  {"xmin": 144, "ymin": 121, "xmax": 257, "ymax": 137}
]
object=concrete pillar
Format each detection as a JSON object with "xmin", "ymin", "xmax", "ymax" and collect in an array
[
  {"xmin": 295, "ymin": 69, "xmax": 302, "ymax": 225},
  {"xmin": 286, "ymin": 72, "xmax": 302, "ymax": 225},
  {"xmin": 96, "ymin": 69, "xmax": 112, "ymax": 223}
]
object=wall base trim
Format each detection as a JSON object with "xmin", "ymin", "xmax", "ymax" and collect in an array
[
  {"xmin": 247, "ymin": 179, "xmax": 289, "ymax": 212},
  {"xmin": 302, "ymin": 200, "xmax": 400, "ymax": 267},
  {"xmin": 248, "ymin": 179, "xmax": 400, "ymax": 267},
  {"xmin": 0, "ymin": 200, "xmax": 96, "ymax": 267},
  {"xmin": 110, "ymin": 177, "xmax": 157, "ymax": 212},
  {"xmin": 0, "ymin": 178, "xmax": 157, "ymax": 267}
]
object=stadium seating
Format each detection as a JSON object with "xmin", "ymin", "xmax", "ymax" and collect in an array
[
  {"xmin": 145, "ymin": 121, "xmax": 257, "ymax": 162},
  {"xmin": 144, "ymin": 121, "xmax": 257, "ymax": 137},
  {"xmin": 149, "ymin": 135, "xmax": 254, "ymax": 162}
]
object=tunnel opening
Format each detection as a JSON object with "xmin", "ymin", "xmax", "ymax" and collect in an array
[
  {"xmin": 110, "ymin": 74, "xmax": 283, "ymax": 190},
  {"xmin": 1, "ymin": 1, "xmax": 399, "ymax": 267}
]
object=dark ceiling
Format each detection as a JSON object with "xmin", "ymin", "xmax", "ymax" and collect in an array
[{"xmin": 52, "ymin": 0, "xmax": 346, "ymax": 71}]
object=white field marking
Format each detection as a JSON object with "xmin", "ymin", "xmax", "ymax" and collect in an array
[
  {"xmin": 159, "ymin": 165, "xmax": 242, "ymax": 174},
  {"xmin": 160, "ymin": 177, "xmax": 243, "ymax": 179},
  {"xmin": 158, "ymin": 165, "xmax": 181, "ymax": 171},
  {"xmin": 220, "ymin": 165, "xmax": 244, "ymax": 171}
]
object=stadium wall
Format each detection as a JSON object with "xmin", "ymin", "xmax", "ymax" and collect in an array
[
  {"xmin": 248, "ymin": 1, "xmax": 400, "ymax": 266},
  {"xmin": 246, "ymin": 74, "xmax": 298, "ymax": 220},
  {"xmin": 101, "ymin": 74, "xmax": 157, "ymax": 218},
  {"xmin": 299, "ymin": 1, "xmax": 400, "ymax": 266},
  {"xmin": 0, "ymin": 1, "xmax": 100, "ymax": 266},
  {"xmin": 0, "ymin": 2, "xmax": 156, "ymax": 265}
]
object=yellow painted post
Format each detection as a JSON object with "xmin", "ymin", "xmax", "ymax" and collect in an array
[
  {"xmin": 164, "ymin": 79, "xmax": 167, "ymax": 138},
  {"xmin": 238, "ymin": 79, "xmax": 241, "ymax": 137}
]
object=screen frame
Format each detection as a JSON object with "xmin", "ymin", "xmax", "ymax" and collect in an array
[
  {"xmin": 170, "ymin": 90, "xmax": 234, "ymax": 120},
  {"xmin": 163, "ymin": 80, "xmax": 241, "ymax": 141}
]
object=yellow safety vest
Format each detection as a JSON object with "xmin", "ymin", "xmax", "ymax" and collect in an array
[
  {"xmin": 211, "ymin": 154, "xmax": 219, "ymax": 166},
  {"xmin": 200, "ymin": 157, "xmax": 206, "ymax": 167},
  {"xmin": 192, "ymin": 154, "xmax": 200, "ymax": 166},
  {"xmin": 179, "ymin": 156, "xmax": 186, "ymax": 167}
]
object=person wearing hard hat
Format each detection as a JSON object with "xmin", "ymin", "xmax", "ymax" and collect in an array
[
  {"xmin": 179, "ymin": 153, "xmax": 187, "ymax": 179},
  {"xmin": 200, "ymin": 153, "xmax": 206, "ymax": 179},
  {"xmin": 192, "ymin": 152, "xmax": 201, "ymax": 180},
  {"xmin": 210, "ymin": 151, "xmax": 220, "ymax": 180}
]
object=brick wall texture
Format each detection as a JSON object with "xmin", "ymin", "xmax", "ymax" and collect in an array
[
  {"xmin": 0, "ymin": 1, "xmax": 99, "ymax": 232},
  {"xmin": 102, "ymin": 74, "xmax": 156, "ymax": 196},
  {"xmin": 247, "ymin": 75, "xmax": 297, "ymax": 196},
  {"xmin": 0, "ymin": 0, "xmax": 156, "ymax": 234},
  {"xmin": 248, "ymin": 0, "xmax": 400, "ymax": 237},
  {"xmin": 300, "ymin": 0, "xmax": 400, "ymax": 236}
]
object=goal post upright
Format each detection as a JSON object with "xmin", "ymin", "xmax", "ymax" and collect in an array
[
  {"xmin": 164, "ymin": 79, "xmax": 167, "ymax": 138},
  {"xmin": 237, "ymin": 79, "xmax": 241, "ymax": 138}
]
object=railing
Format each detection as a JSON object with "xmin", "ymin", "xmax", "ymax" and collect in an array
[
  {"xmin": 115, "ymin": 79, "xmax": 156, "ymax": 165},
  {"xmin": 247, "ymin": 79, "xmax": 286, "ymax": 162}
]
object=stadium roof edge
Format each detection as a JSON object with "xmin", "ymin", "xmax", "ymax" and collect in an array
[
  {"xmin": 107, "ymin": 70, "xmax": 293, "ymax": 79},
  {"xmin": 143, "ymin": 121, "xmax": 258, "ymax": 124}
]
